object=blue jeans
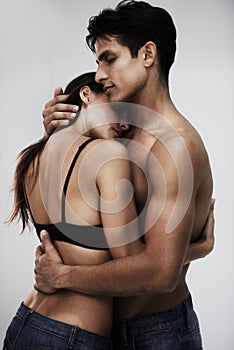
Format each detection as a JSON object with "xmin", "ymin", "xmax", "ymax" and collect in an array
[
  {"xmin": 3, "ymin": 302, "xmax": 111, "ymax": 350},
  {"xmin": 111, "ymin": 294, "xmax": 203, "ymax": 349}
]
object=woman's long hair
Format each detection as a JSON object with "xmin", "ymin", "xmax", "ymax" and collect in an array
[{"xmin": 8, "ymin": 72, "xmax": 103, "ymax": 231}]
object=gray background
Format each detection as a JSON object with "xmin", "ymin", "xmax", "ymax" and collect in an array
[{"xmin": 0, "ymin": 0, "xmax": 233, "ymax": 348}]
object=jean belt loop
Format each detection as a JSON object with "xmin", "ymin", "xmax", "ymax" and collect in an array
[
  {"xmin": 183, "ymin": 300, "xmax": 190, "ymax": 329},
  {"xmin": 19, "ymin": 304, "xmax": 33, "ymax": 325},
  {"xmin": 122, "ymin": 320, "xmax": 128, "ymax": 346}
]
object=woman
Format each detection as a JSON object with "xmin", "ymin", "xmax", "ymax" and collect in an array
[{"xmin": 3, "ymin": 72, "xmax": 143, "ymax": 349}]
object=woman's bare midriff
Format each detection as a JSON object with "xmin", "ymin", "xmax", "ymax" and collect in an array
[
  {"xmin": 24, "ymin": 289, "xmax": 113, "ymax": 337},
  {"xmin": 25, "ymin": 242, "xmax": 113, "ymax": 337}
]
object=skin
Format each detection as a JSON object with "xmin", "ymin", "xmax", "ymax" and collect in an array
[
  {"xmin": 35, "ymin": 37, "xmax": 215, "ymax": 322},
  {"xmin": 23, "ymin": 87, "xmax": 145, "ymax": 337}
]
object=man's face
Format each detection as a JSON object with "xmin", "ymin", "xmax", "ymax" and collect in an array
[{"xmin": 95, "ymin": 36, "xmax": 146, "ymax": 103}]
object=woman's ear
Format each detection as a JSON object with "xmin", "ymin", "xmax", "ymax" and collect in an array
[
  {"xmin": 141, "ymin": 41, "xmax": 157, "ymax": 67},
  {"xmin": 79, "ymin": 86, "xmax": 92, "ymax": 106}
]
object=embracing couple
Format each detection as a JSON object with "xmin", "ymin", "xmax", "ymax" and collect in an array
[{"xmin": 4, "ymin": 1, "xmax": 214, "ymax": 349}]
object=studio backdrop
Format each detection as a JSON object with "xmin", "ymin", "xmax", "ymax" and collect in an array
[{"xmin": 0, "ymin": 1, "xmax": 233, "ymax": 349}]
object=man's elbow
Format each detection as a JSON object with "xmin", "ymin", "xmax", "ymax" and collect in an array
[
  {"xmin": 160, "ymin": 272, "xmax": 179, "ymax": 292},
  {"xmin": 149, "ymin": 267, "xmax": 179, "ymax": 293}
]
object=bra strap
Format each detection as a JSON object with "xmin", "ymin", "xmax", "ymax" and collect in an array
[
  {"xmin": 24, "ymin": 184, "xmax": 36, "ymax": 225},
  {"xmin": 61, "ymin": 138, "xmax": 94, "ymax": 222}
]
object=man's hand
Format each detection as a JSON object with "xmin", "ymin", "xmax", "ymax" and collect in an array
[
  {"xmin": 185, "ymin": 198, "xmax": 215, "ymax": 264},
  {"xmin": 34, "ymin": 230, "xmax": 64, "ymax": 294},
  {"xmin": 197, "ymin": 198, "xmax": 216, "ymax": 256},
  {"xmin": 43, "ymin": 87, "xmax": 78, "ymax": 137}
]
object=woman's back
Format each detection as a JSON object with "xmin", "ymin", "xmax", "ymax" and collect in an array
[{"xmin": 24, "ymin": 128, "xmax": 114, "ymax": 336}]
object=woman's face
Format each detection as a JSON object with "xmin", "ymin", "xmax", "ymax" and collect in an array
[{"xmin": 85, "ymin": 92, "xmax": 129, "ymax": 139}]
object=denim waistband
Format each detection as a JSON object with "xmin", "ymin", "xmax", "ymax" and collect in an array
[
  {"xmin": 16, "ymin": 302, "xmax": 110, "ymax": 348},
  {"xmin": 112, "ymin": 294, "xmax": 193, "ymax": 338}
]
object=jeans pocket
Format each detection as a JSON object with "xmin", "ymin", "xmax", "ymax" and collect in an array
[
  {"xmin": 179, "ymin": 331, "xmax": 202, "ymax": 350},
  {"xmin": 134, "ymin": 324, "xmax": 179, "ymax": 350},
  {"xmin": 177, "ymin": 310, "xmax": 203, "ymax": 349}
]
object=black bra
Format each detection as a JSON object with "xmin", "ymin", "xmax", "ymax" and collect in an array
[{"xmin": 33, "ymin": 138, "xmax": 109, "ymax": 250}]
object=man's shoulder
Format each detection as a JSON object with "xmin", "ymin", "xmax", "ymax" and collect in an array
[
  {"xmin": 148, "ymin": 121, "xmax": 211, "ymax": 188},
  {"xmin": 153, "ymin": 112, "xmax": 207, "ymax": 160}
]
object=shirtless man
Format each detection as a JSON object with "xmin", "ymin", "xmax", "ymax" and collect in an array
[{"xmin": 35, "ymin": 1, "xmax": 215, "ymax": 348}]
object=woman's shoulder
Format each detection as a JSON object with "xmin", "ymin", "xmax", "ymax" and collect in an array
[{"xmin": 88, "ymin": 138, "xmax": 128, "ymax": 157}]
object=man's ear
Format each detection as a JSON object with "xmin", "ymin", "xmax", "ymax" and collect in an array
[
  {"xmin": 141, "ymin": 41, "xmax": 157, "ymax": 67},
  {"xmin": 79, "ymin": 86, "xmax": 92, "ymax": 106}
]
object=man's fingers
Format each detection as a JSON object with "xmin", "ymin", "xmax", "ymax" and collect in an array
[
  {"xmin": 210, "ymin": 198, "xmax": 216, "ymax": 210},
  {"xmin": 203, "ymin": 200, "xmax": 215, "ymax": 251},
  {"xmin": 40, "ymin": 230, "xmax": 54, "ymax": 253},
  {"xmin": 44, "ymin": 94, "xmax": 70, "ymax": 110},
  {"xmin": 49, "ymin": 102, "xmax": 78, "ymax": 115},
  {"xmin": 208, "ymin": 199, "xmax": 215, "ymax": 225},
  {"xmin": 43, "ymin": 112, "xmax": 72, "ymax": 136},
  {"xmin": 206, "ymin": 208, "xmax": 215, "ymax": 229},
  {"xmin": 43, "ymin": 104, "xmax": 78, "ymax": 124},
  {"xmin": 44, "ymin": 108, "xmax": 77, "ymax": 121},
  {"xmin": 35, "ymin": 245, "xmax": 43, "ymax": 260},
  {"xmin": 42, "ymin": 89, "xmax": 79, "ymax": 136},
  {"xmin": 54, "ymin": 86, "xmax": 64, "ymax": 98},
  {"xmin": 45, "ymin": 94, "xmax": 79, "ymax": 111}
]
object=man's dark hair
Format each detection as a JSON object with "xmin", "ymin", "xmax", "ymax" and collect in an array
[{"xmin": 86, "ymin": 0, "xmax": 177, "ymax": 83}]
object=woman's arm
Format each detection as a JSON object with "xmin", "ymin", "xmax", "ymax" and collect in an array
[{"xmin": 96, "ymin": 141, "xmax": 144, "ymax": 259}]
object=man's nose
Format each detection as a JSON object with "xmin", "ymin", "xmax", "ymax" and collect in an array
[{"xmin": 95, "ymin": 65, "xmax": 108, "ymax": 84}]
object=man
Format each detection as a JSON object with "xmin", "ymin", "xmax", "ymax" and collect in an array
[{"xmin": 35, "ymin": 1, "xmax": 215, "ymax": 348}]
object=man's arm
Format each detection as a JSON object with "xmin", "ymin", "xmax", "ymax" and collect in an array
[
  {"xmin": 34, "ymin": 201, "xmax": 214, "ymax": 295},
  {"xmin": 34, "ymin": 139, "xmax": 215, "ymax": 296}
]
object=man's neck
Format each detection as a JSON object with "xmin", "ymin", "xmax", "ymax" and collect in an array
[
  {"xmin": 136, "ymin": 79, "xmax": 174, "ymax": 115},
  {"xmin": 122, "ymin": 81, "xmax": 180, "ymax": 144}
]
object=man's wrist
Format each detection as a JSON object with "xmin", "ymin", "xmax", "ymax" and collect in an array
[{"xmin": 54, "ymin": 264, "xmax": 74, "ymax": 290}]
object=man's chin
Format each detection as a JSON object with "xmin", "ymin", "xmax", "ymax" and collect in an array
[
  {"xmin": 104, "ymin": 88, "xmax": 117, "ymax": 101},
  {"xmin": 108, "ymin": 94, "xmax": 122, "ymax": 103}
]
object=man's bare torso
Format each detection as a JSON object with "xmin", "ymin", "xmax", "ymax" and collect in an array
[{"xmin": 114, "ymin": 110, "xmax": 213, "ymax": 320}]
